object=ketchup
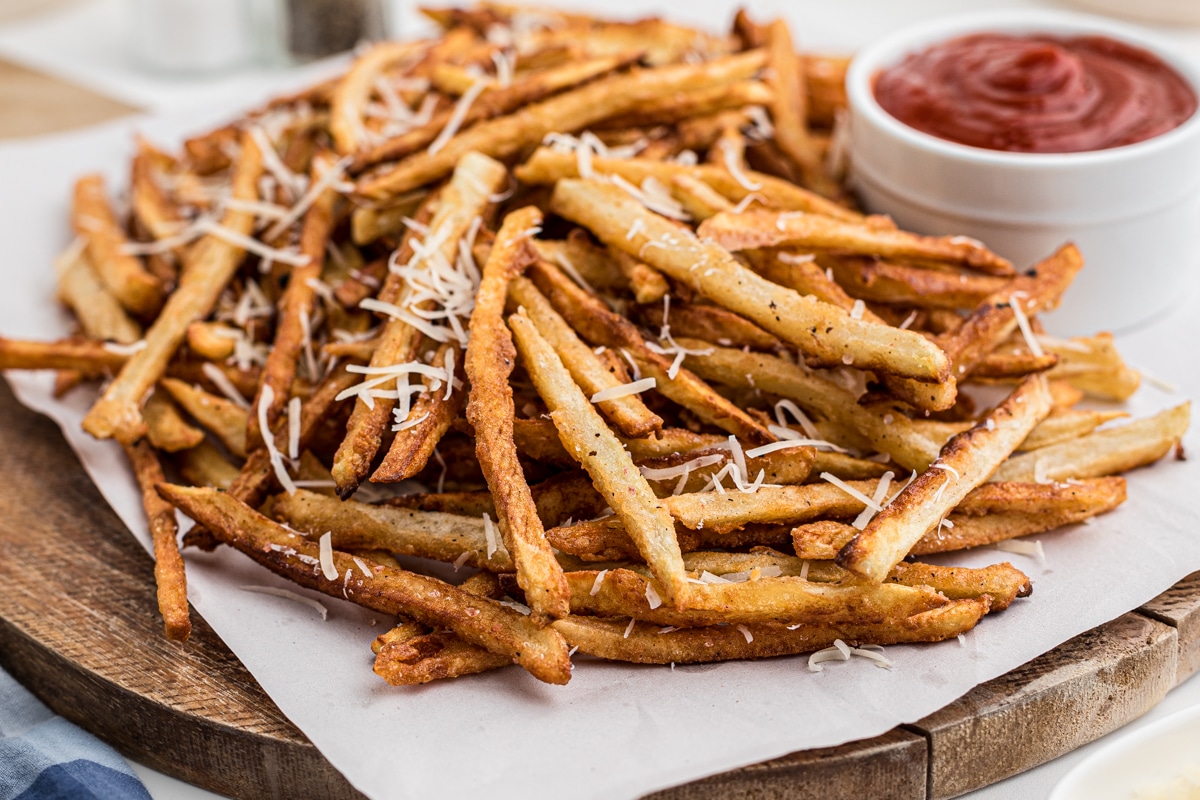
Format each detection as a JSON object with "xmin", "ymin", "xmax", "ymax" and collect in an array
[{"xmin": 873, "ymin": 33, "xmax": 1197, "ymax": 153}]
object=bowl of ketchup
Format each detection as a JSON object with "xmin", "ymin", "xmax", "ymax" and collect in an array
[{"xmin": 847, "ymin": 11, "xmax": 1200, "ymax": 333}]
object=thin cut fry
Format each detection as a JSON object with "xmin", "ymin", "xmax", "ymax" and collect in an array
[
  {"xmin": 123, "ymin": 441, "xmax": 190, "ymax": 641},
  {"xmin": 72, "ymin": 174, "xmax": 165, "ymax": 316},
  {"xmin": 82, "ymin": 130, "xmax": 265, "ymax": 443},
  {"xmin": 840, "ymin": 376, "xmax": 1053, "ymax": 582},
  {"xmin": 510, "ymin": 308, "xmax": 690, "ymax": 607},
  {"xmin": 158, "ymin": 484, "xmax": 572, "ymax": 684},
  {"xmin": 466, "ymin": 207, "xmax": 571, "ymax": 619},
  {"xmin": 551, "ymin": 179, "xmax": 950, "ymax": 381}
]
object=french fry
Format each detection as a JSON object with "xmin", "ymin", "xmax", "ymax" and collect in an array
[
  {"xmin": 552, "ymin": 179, "xmax": 950, "ymax": 382},
  {"xmin": 510, "ymin": 308, "xmax": 691, "ymax": 607},
  {"xmin": 123, "ymin": 441, "xmax": 190, "ymax": 641},
  {"xmin": 72, "ymin": 174, "xmax": 165, "ymax": 316},
  {"xmin": 271, "ymin": 488, "xmax": 515, "ymax": 572},
  {"xmin": 82, "ymin": 131, "xmax": 265, "ymax": 444},
  {"xmin": 509, "ymin": 276, "xmax": 662, "ymax": 438},
  {"xmin": 515, "ymin": 147, "xmax": 860, "ymax": 220},
  {"xmin": 358, "ymin": 51, "xmax": 766, "ymax": 198},
  {"xmin": 334, "ymin": 152, "xmax": 506, "ymax": 497},
  {"xmin": 354, "ymin": 53, "xmax": 641, "ymax": 169},
  {"xmin": 372, "ymin": 341, "xmax": 466, "ymax": 482},
  {"xmin": 142, "ymin": 390, "xmax": 205, "ymax": 452},
  {"xmin": 173, "ymin": 440, "xmax": 240, "ymax": 489},
  {"xmin": 839, "ymin": 376, "xmax": 1053, "ymax": 582},
  {"xmin": 330, "ymin": 40, "xmax": 430, "ymax": 155},
  {"xmin": 158, "ymin": 484, "xmax": 572, "ymax": 684},
  {"xmin": 992, "ymin": 403, "xmax": 1190, "ymax": 483},
  {"xmin": 248, "ymin": 151, "xmax": 340, "ymax": 447},
  {"xmin": 678, "ymin": 339, "xmax": 943, "ymax": 471},
  {"xmin": 54, "ymin": 243, "xmax": 143, "ymax": 345},
  {"xmin": 699, "ymin": 209, "xmax": 1012, "ymax": 275},
  {"xmin": 553, "ymin": 598, "xmax": 987, "ymax": 664},
  {"xmin": 466, "ymin": 207, "xmax": 571, "ymax": 619},
  {"xmin": 526, "ymin": 258, "xmax": 774, "ymax": 444},
  {"xmin": 764, "ymin": 18, "xmax": 835, "ymax": 197},
  {"xmin": 160, "ymin": 377, "xmax": 249, "ymax": 458},
  {"xmin": 821, "ymin": 255, "xmax": 1009, "ymax": 311},
  {"xmin": 0, "ymin": 336, "xmax": 129, "ymax": 375}
]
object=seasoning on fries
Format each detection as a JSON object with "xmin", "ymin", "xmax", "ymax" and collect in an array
[{"xmin": 0, "ymin": 3, "xmax": 1189, "ymax": 686}]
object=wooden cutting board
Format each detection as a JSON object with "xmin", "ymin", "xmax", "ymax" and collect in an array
[{"xmin": 0, "ymin": 378, "xmax": 1197, "ymax": 800}]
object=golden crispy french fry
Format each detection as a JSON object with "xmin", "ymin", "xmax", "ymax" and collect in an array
[
  {"xmin": 372, "ymin": 341, "xmax": 466, "ymax": 482},
  {"xmin": 123, "ymin": 440, "xmax": 190, "ymax": 641},
  {"xmin": 350, "ymin": 193, "xmax": 426, "ymax": 246},
  {"xmin": 334, "ymin": 152, "xmax": 506, "ymax": 497},
  {"xmin": 0, "ymin": 336, "xmax": 128, "ymax": 375},
  {"xmin": 510, "ymin": 308, "xmax": 691, "ymax": 606},
  {"xmin": 466, "ymin": 207, "xmax": 571, "ymax": 619},
  {"xmin": 515, "ymin": 147, "xmax": 860, "ymax": 221},
  {"xmin": 173, "ymin": 440, "xmax": 240, "ymax": 490},
  {"xmin": 607, "ymin": 248, "xmax": 670, "ymax": 305},
  {"xmin": 992, "ymin": 403, "xmax": 1190, "ymax": 482},
  {"xmin": 158, "ymin": 484, "xmax": 572, "ymax": 684},
  {"xmin": 82, "ymin": 131, "xmax": 264, "ymax": 444},
  {"xmin": 699, "ymin": 209, "xmax": 1012, "ymax": 275},
  {"xmin": 184, "ymin": 322, "xmax": 237, "ymax": 361},
  {"xmin": 552, "ymin": 179, "xmax": 950, "ymax": 381},
  {"xmin": 639, "ymin": 445, "xmax": 815, "ymax": 498},
  {"xmin": 159, "ymin": 377, "xmax": 249, "ymax": 458},
  {"xmin": 509, "ymin": 276, "xmax": 662, "ymax": 438},
  {"xmin": 764, "ymin": 19, "xmax": 835, "ymax": 197},
  {"xmin": 249, "ymin": 151, "xmax": 340, "ymax": 447},
  {"xmin": 54, "ymin": 243, "xmax": 143, "ymax": 345},
  {"xmin": 558, "ymin": 566, "xmax": 945, "ymax": 626},
  {"xmin": 358, "ymin": 51, "xmax": 766, "ymax": 198},
  {"xmin": 355, "ymin": 53, "xmax": 640, "ymax": 169},
  {"xmin": 810, "ymin": 451, "xmax": 893, "ymax": 481},
  {"xmin": 553, "ymin": 598, "xmax": 987, "ymax": 664},
  {"xmin": 678, "ymin": 339, "xmax": 943, "ymax": 470},
  {"xmin": 886, "ymin": 244, "xmax": 1084, "ymax": 413},
  {"xmin": 271, "ymin": 489, "xmax": 515, "ymax": 571},
  {"xmin": 72, "ymin": 174, "xmax": 165, "ymax": 316},
  {"xmin": 142, "ymin": 390, "xmax": 204, "ymax": 452},
  {"xmin": 596, "ymin": 80, "xmax": 774, "ymax": 130},
  {"xmin": 666, "ymin": 481, "xmax": 872, "ymax": 532},
  {"xmin": 373, "ymin": 630, "xmax": 512, "ymax": 686},
  {"xmin": 840, "ymin": 376, "xmax": 1053, "ymax": 582},
  {"xmin": 1018, "ymin": 408, "xmax": 1128, "ymax": 451},
  {"xmin": 526, "ymin": 259, "xmax": 773, "ymax": 444},
  {"xmin": 1039, "ymin": 332, "xmax": 1141, "ymax": 401},
  {"xmin": 330, "ymin": 40, "xmax": 430, "ymax": 155},
  {"xmin": 668, "ymin": 173, "xmax": 734, "ymax": 221},
  {"xmin": 822, "ymin": 255, "xmax": 1009, "ymax": 311}
]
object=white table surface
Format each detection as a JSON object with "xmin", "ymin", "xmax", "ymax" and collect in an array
[{"xmin": 2, "ymin": 1, "xmax": 1197, "ymax": 798}]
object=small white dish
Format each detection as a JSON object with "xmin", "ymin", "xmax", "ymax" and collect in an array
[
  {"xmin": 846, "ymin": 11, "xmax": 1200, "ymax": 334},
  {"xmin": 1048, "ymin": 701, "xmax": 1200, "ymax": 800}
]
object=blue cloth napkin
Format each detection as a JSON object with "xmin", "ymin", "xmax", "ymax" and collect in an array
[{"xmin": 0, "ymin": 665, "xmax": 152, "ymax": 800}]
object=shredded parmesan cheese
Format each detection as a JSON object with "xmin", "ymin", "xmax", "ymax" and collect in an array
[
  {"xmin": 645, "ymin": 583, "xmax": 662, "ymax": 610},
  {"xmin": 737, "ymin": 625, "xmax": 754, "ymax": 643},
  {"xmin": 820, "ymin": 472, "xmax": 883, "ymax": 511},
  {"xmin": 317, "ymin": 532, "xmax": 338, "ymax": 580},
  {"xmin": 623, "ymin": 618, "xmax": 636, "ymax": 639},
  {"xmin": 853, "ymin": 471, "xmax": 895, "ymax": 530},
  {"xmin": 201, "ymin": 362, "xmax": 250, "ymax": 409},
  {"xmin": 257, "ymin": 384, "xmax": 296, "ymax": 494},
  {"xmin": 428, "ymin": 77, "xmax": 491, "ymax": 156},
  {"xmin": 591, "ymin": 377, "xmax": 656, "ymax": 403},
  {"xmin": 590, "ymin": 569, "xmax": 608, "ymax": 596},
  {"xmin": 482, "ymin": 512, "xmax": 498, "ymax": 559},
  {"xmin": 1008, "ymin": 292, "xmax": 1045, "ymax": 358},
  {"xmin": 995, "ymin": 538, "xmax": 1047, "ymax": 566}
]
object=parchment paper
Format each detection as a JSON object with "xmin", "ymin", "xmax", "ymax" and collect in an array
[{"xmin": 1, "ymin": 109, "xmax": 1197, "ymax": 800}]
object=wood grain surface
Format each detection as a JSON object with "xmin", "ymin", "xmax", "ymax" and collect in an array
[
  {"xmin": 0, "ymin": 58, "xmax": 137, "ymax": 138},
  {"xmin": 911, "ymin": 612, "xmax": 1178, "ymax": 800},
  {"xmin": 1140, "ymin": 571, "xmax": 1200, "ymax": 686}
]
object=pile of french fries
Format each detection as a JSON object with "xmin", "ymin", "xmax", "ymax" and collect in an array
[{"xmin": 1, "ymin": 3, "xmax": 1190, "ymax": 687}]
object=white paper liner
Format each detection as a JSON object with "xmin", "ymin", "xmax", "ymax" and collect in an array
[{"xmin": 1, "ymin": 111, "xmax": 1197, "ymax": 800}]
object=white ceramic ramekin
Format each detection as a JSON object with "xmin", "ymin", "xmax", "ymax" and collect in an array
[{"xmin": 847, "ymin": 10, "xmax": 1200, "ymax": 334}]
